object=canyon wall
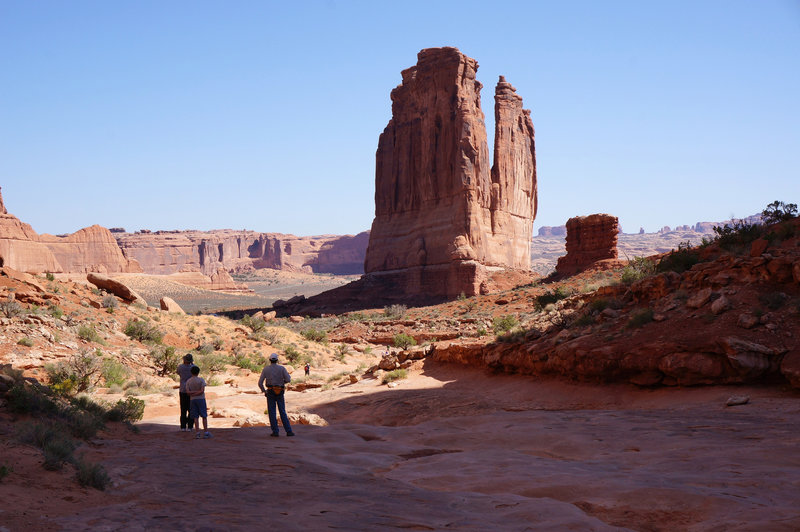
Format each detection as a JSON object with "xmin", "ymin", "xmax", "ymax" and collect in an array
[
  {"xmin": 115, "ymin": 230, "xmax": 369, "ymax": 276},
  {"xmin": 364, "ymin": 47, "xmax": 537, "ymax": 298}
]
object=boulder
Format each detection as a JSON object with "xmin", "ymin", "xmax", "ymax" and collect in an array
[
  {"xmin": 686, "ymin": 288, "xmax": 713, "ymax": 309},
  {"xmin": 159, "ymin": 297, "xmax": 185, "ymax": 314},
  {"xmin": 780, "ymin": 349, "xmax": 800, "ymax": 389},
  {"xmin": 87, "ymin": 273, "xmax": 147, "ymax": 306}
]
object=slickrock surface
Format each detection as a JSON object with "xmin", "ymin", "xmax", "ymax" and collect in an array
[
  {"xmin": 556, "ymin": 213, "xmax": 623, "ymax": 275},
  {"xmin": 364, "ymin": 47, "xmax": 537, "ymax": 299}
]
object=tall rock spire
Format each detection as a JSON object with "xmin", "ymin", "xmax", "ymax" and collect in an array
[{"xmin": 364, "ymin": 48, "xmax": 537, "ymax": 298}]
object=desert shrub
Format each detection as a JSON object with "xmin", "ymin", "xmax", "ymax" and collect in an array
[
  {"xmin": 335, "ymin": 343, "xmax": 349, "ymax": 361},
  {"xmin": 48, "ymin": 304, "xmax": 63, "ymax": 319},
  {"xmin": 101, "ymin": 358, "xmax": 129, "ymax": 386},
  {"xmin": 194, "ymin": 352, "xmax": 227, "ymax": 374},
  {"xmin": 45, "ymin": 272, "xmax": 55, "ymax": 281},
  {"xmin": 761, "ymin": 200, "xmax": 798, "ymax": 225},
  {"xmin": 149, "ymin": 345, "xmax": 179, "ymax": 376},
  {"xmin": 392, "ymin": 333, "xmax": 417, "ymax": 349},
  {"xmin": 0, "ymin": 297, "xmax": 23, "ymax": 318},
  {"xmin": 233, "ymin": 352, "xmax": 266, "ymax": 372},
  {"xmin": 123, "ymin": 319, "xmax": 163, "ymax": 344},
  {"xmin": 658, "ymin": 241, "xmax": 700, "ymax": 273},
  {"xmin": 621, "ymin": 257, "xmax": 656, "ymax": 285},
  {"xmin": 240, "ymin": 314, "xmax": 265, "ymax": 332},
  {"xmin": 476, "ymin": 327, "xmax": 488, "ymax": 337},
  {"xmin": 195, "ymin": 343, "xmax": 214, "ymax": 356},
  {"xmin": 492, "ymin": 315, "xmax": 519, "ymax": 334},
  {"xmin": 6, "ymin": 380, "xmax": 59, "ymax": 416},
  {"xmin": 105, "ymin": 397, "xmax": 145, "ymax": 423},
  {"xmin": 535, "ymin": 286, "xmax": 571, "ymax": 308},
  {"xmin": 626, "ymin": 308, "xmax": 654, "ymax": 329},
  {"xmin": 384, "ymin": 304, "xmax": 407, "ymax": 320},
  {"xmin": 588, "ymin": 298, "xmax": 609, "ymax": 312},
  {"xmin": 46, "ymin": 350, "xmax": 102, "ymax": 394},
  {"xmin": 18, "ymin": 422, "xmax": 77, "ymax": 471},
  {"xmin": 17, "ymin": 337, "xmax": 34, "ymax": 347},
  {"xmin": 282, "ymin": 345, "xmax": 312, "ymax": 366},
  {"xmin": 712, "ymin": 220, "xmax": 764, "ymax": 252},
  {"xmin": 759, "ymin": 291, "xmax": 788, "ymax": 311},
  {"xmin": 212, "ymin": 337, "xmax": 224, "ymax": 351},
  {"xmin": 0, "ymin": 464, "xmax": 12, "ymax": 482},
  {"xmin": 301, "ymin": 328, "xmax": 328, "ymax": 343},
  {"xmin": 382, "ymin": 369, "xmax": 408, "ymax": 384},
  {"xmin": 74, "ymin": 459, "xmax": 111, "ymax": 490},
  {"xmin": 572, "ymin": 314, "xmax": 595, "ymax": 328},
  {"xmin": 101, "ymin": 294, "xmax": 118, "ymax": 310},
  {"xmin": 77, "ymin": 324, "xmax": 105, "ymax": 345}
]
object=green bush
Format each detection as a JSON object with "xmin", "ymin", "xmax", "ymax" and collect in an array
[
  {"xmin": 712, "ymin": 220, "xmax": 764, "ymax": 252},
  {"xmin": 382, "ymin": 369, "xmax": 408, "ymax": 384},
  {"xmin": 761, "ymin": 200, "xmax": 798, "ymax": 225},
  {"xmin": 101, "ymin": 294, "xmax": 118, "ymax": 310},
  {"xmin": 536, "ymin": 286, "xmax": 571, "ymax": 308},
  {"xmin": 77, "ymin": 324, "xmax": 105, "ymax": 345},
  {"xmin": 0, "ymin": 297, "xmax": 23, "ymax": 318},
  {"xmin": 123, "ymin": 319, "xmax": 163, "ymax": 344},
  {"xmin": 17, "ymin": 337, "xmax": 34, "ymax": 347},
  {"xmin": 45, "ymin": 272, "xmax": 55, "ymax": 281},
  {"xmin": 626, "ymin": 308, "xmax": 654, "ymax": 329},
  {"xmin": 621, "ymin": 257, "xmax": 656, "ymax": 285},
  {"xmin": 194, "ymin": 352, "xmax": 227, "ymax": 374},
  {"xmin": 46, "ymin": 350, "xmax": 102, "ymax": 394},
  {"xmin": 105, "ymin": 397, "xmax": 145, "ymax": 423},
  {"xmin": 335, "ymin": 343, "xmax": 349, "ymax": 361},
  {"xmin": 301, "ymin": 328, "xmax": 328, "ymax": 343},
  {"xmin": 101, "ymin": 358, "xmax": 129, "ymax": 386},
  {"xmin": 233, "ymin": 352, "xmax": 266, "ymax": 372},
  {"xmin": 240, "ymin": 314, "xmax": 266, "ymax": 332},
  {"xmin": 75, "ymin": 459, "xmax": 111, "ymax": 490},
  {"xmin": 384, "ymin": 304, "xmax": 407, "ymax": 320},
  {"xmin": 18, "ymin": 422, "xmax": 77, "ymax": 471},
  {"xmin": 492, "ymin": 315, "xmax": 519, "ymax": 334},
  {"xmin": 658, "ymin": 241, "xmax": 700, "ymax": 273},
  {"xmin": 392, "ymin": 333, "xmax": 417, "ymax": 349}
]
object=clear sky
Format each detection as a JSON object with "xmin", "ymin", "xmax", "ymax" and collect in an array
[{"xmin": 1, "ymin": 0, "xmax": 798, "ymax": 237}]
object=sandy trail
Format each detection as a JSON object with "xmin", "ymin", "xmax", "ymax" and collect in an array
[{"xmin": 5, "ymin": 363, "xmax": 800, "ymax": 531}]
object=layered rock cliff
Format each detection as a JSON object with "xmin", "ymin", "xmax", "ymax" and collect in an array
[
  {"xmin": 115, "ymin": 230, "xmax": 369, "ymax": 276},
  {"xmin": 555, "ymin": 214, "xmax": 621, "ymax": 275},
  {"xmin": 364, "ymin": 47, "xmax": 537, "ymax": 298}
]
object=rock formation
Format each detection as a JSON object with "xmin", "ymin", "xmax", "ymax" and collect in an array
[
  {"xmin": 0, "ymin": 193, "xmax": 139, "ymax": 274},
  {"xmin": 115, "ymin": 230, "xmax": 368, "ymax": 276},
  {"xmin": 555, "ymin": 214, "xmax": 621, "ymax": 276},
  {"xmin": 87, "ymin": 272, "xmax": 148, "ymax": 306},
  {"xmin": 0, "ymin": 187, "xmax": 6, "ymax": 215},
  {"xmin": 364, "ymin": 47, "xmax": 537, "ymax": 298},
  {"xmin": 159, "ymin": 296, "xmax": 185, "ymax": 314}
]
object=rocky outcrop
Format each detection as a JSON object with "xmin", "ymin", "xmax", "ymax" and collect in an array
[
  {"xmin": 556, "ymin": 214, "xmax": 621, "ymax": 276},
  {"xmin": 0, "ymin": 187, "xmax": 6, "ymax": 215},
  {"xmin": 115, "ymin": 230, "xmax": 368, "ymax": 276},
  {"xmin": 0, "ymin": 195, "xmax": 139, "ymax": 274},
  {"xmin": 364, "ymin": 47, "xmax": 537, "ymax": 299},
  {"xmin": 87, "ymin": 273, "xmax": 148, "ymax": 306}
]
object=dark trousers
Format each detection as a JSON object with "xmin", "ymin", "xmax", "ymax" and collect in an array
[
  {"xmin": 266, "ymin": 390, "xmax": 293, "ymax": 435},
  {"xmin": 180, "ymin": 392, "xmax": 194, "ymax": 429}
]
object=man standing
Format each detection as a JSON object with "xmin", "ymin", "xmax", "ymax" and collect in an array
[
  {"xmin": 258, "ymin": 353, "xmax": 295, "ymax": 437},
  {"xmin": 176, "ymin": 353, "xmax": 195, "ymax": 432}
]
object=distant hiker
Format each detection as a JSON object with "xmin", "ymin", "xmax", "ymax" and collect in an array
[
  {"xmin": 304, "ymin": 363, "xmax": 310, "ymax": 376},
  {"xmin": 186, "ymin": 365, "xmax": 211, "ymax": 439},
  {"xmin": 258, "ymin": 353, "xmax": 294, "ymax": 437},
  {"xmin": 177, "ymin": 353, "xmax": 195, "ymax": 432}
]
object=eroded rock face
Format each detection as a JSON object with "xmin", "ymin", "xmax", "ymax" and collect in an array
[
  {"xmin": 555, "ymin": 214, "xmax": 620, "ymax": 276},
  {"xmin": 116, "ymin": 230, "xmax": 368, "ymax": 276},
  {"xmin": 0, "ymin": 196, "xmax": 139, "ymax": 274},
  {"xmin": 364, "ymin": 47, "xmax": 537, "ymax": 298}
]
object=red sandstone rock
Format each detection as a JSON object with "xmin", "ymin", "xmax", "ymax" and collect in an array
[
  {"xmin": 555, "ymin": 214, "xmax": 619, "ymax": 276},
  {"xmin": 159, "ymin": 297, "xmax": 185, "ymax": 314},
  {"xmin": 87, "ymin": 273, "xmax": 147, "ymax": 306},
  {"xmin": 364, "ymin": 47, "xmax": 537, "ymax": 298},
  {"xmin": 115, "ymin": 230, "xmax": 368, "ymax": 276}
]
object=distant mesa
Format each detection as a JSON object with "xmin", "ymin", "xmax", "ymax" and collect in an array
[{"xmin": 364, "ymin": 46, "xmax": 537, "ymax": 299}]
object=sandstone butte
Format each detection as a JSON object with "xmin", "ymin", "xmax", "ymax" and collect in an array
[
  {"xmin": 0, "ymin": 188, "xmax": 140, "ymax": 274},
  {"xmin": 556, "ymin": 213, "xmax": 626, "ymax": 276},
  {"xmin": 364, "ymin": 47, "xmax": 537, "ymax": 299}
]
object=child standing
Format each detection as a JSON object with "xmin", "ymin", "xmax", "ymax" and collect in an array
[{"xmin": 186, "ymin": 365, "xmax": 211, "ymax": 439}]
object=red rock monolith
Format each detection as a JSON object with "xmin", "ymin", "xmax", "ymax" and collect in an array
[
  {"xmin": 364, "ymin": 47, "xmax": 537, "ymax": 298},
  {"xmin": 555, "ymin": 214, "xmax": 620, "ymax": 276}
]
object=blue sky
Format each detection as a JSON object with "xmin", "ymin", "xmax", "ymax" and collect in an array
[{"xmin": 1, "ymin": 1, "xmax": 798, "ymax": 237}]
